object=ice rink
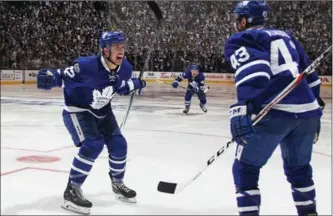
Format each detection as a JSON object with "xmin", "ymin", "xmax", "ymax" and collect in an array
[{"xmin": 1, "ymin": 83, "xmax": 332, "ymax": 215}]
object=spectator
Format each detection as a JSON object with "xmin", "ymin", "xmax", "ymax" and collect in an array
[{"xmin": 0, "ymin": 1, "xmax": 331, "ymax": 75}]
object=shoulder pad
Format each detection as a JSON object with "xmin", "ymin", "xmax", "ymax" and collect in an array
[{"xmin": 72, "ymin": 56, "xmax": 100, "ymax": 73}]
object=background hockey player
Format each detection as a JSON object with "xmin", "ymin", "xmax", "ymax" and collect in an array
[
  {"xmin": 172, "ymin": 64, "xmax": 208, "ymax": 114},
  {"xmin": 224, "ymin": 1, "xmax": 325, "ymax": 216},
  {"xmin": 37, "ymin": 31, "xmax": 146, "ymax": 214}
]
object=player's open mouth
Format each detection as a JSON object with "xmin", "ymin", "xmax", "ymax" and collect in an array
[{"xmin": 116, "ymin": 56, "xmax": 123, "ymax": 60}]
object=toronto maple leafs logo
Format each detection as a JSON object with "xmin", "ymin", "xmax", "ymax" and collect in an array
[
  {"xmin": 90, "ymin": 86, "xmax": 114, "ymax": 110},
  {"xmin": 190, "ymin": 81, "xmax": 198, "ymax": 88},
  {"xmin": 109, "ymin": 72, "xmax": 117, "ymax": 82}
]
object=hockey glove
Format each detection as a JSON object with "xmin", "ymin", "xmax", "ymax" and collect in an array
[
  {"xmin": 314, "ymin": 97, "xmax": 325, "ymax": 144},
  {"xmin": 117, "ymin": 78, "xmax": 146, "ymax": 95},
  {"xmin": 229, "ymin": 103, "xmax": 255, "ymax": 145},
  {"xmin": 132, "ymin": 78, "xmax": 146, "ymax": 90},
  {"xmin": 172, "ymin": 80, "xmax": 179, "ymax": 88},
  {"xmin": 197, "ymin": 86, "xmax": 206, "ymax": 95},
  {"xmin": 37, "ymin": 69, "xmax": 56, "ymax": 90}
]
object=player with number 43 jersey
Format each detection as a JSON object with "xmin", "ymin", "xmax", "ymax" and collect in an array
[{"xmin": 224, "ymin": 1, "xmax": 325, "ymax": 216}]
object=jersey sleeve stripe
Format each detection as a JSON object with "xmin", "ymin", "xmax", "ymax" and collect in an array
[
  {"xmin": 236, "ymin": 72, "xmax": 270, "ymax": 87},
  {"xmin": 127, "ymin": 79, "xmax": 134, "ymax": 91},
  {"xmin": 308, "ymin": 79, "xmax": 321, "ymax": 88},
  {"xmin": 179, "ymin": 72, "xmax": 186, "ymax": 80},
  {"xmin": 262, "ymin": 100, "xmax": 319, "ymax": 113},
  {"xmin": 235, "ymin": 60, "xmax": 270, "ymax": 77},
  {"xmin": 238, "ymin": 206, "xmax": 259, "ymax": 213}
]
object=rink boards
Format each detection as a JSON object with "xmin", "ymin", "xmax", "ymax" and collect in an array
[
  {"xmin": 1, "ymin": 69, "xmax": 332, "ymax": 87},
  {"xmin": 1, "ymin": 69, "xmax": 332, "ymax": 100}
]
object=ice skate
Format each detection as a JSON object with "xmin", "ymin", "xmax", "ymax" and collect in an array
[
  {"xmin": 199, "ymin": 103, "xmax": 207, "ymax": 113},
  {"xmin": 112, "ymin": 180, "xmax": 137, "ymax": 203},
  {"xmin": 61, "ymin": 180, "xmax": 92, "ymax": 215},
  {"xmin": 183, "ymin": 106, "xmax": 190, "ymax": 114}
]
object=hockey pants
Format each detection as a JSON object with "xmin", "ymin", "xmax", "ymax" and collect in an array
[
  {"xmin": 63, "ymin": 110, "xmax": 128, "ymax": 186},
  {"xmin": 232, "ymin": 115, "xmax": 319, "ymax": 216}
]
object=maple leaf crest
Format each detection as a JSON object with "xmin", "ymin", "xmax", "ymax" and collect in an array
[{"xmin": 90, "ymin": 86, "xmax": 114, "ymax": 110}]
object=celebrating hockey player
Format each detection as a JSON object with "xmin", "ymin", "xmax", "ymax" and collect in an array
[
  {"xmin": 172, "ymin": 64, "xmax": 208, "ymax": 114},
  {"xmin": 37, "ymin": 31, "xmax": 146, "ymax": 214},
  {"xmin": 224, "ymin": 1, "xmax": 325, "ymax": 216}
]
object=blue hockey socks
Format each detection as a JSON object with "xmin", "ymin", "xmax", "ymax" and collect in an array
[
  {"xmin": 284, "ymin": 164, "xmax": 317, "ymax": 216},
  {"xmin": 108, "ymin": 155, "xmax": 127, "ymax": 182},
  {"xmin": 233, "ymin": 159, "xmax": 261, "ymax": 215}
]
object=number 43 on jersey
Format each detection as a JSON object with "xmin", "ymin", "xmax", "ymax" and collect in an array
[{"xmin": 230, "ymin": 39, "xmax": 299, "ymax": 78}]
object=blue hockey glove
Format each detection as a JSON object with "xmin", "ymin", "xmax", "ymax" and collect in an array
[
  {"xmin": 314, "ymin": 97, "xmax": 325, "ymax": 144},
  {"xmin": 117, "ymin": 78, "xmax": 146, "ymax": 95},
  {"xmin": 198, "ymin": 86, "xmax": 205, "ymax": 93},
  {"xmin": 37, "ymin": 69, "xmax": 56, "ymax": 90},
  {"xmin": 172, "ymin": 80, "xmax": 179, "ymax": 88},
  {"xmin": 132, "ymin": 78, "xmax": 146, "ymax": 90},
  {"xmin": 229, "ymin": 103, "xmax": 255, "ymax": 145}
]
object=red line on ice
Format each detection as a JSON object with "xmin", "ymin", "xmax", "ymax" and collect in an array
[
  {"xmin": 1, "ymin": 145, "xmax": 73, "ymax": 153},
  {"xmin": 1, "ymin": 167, "xmax": 69, "ymax": 176}
]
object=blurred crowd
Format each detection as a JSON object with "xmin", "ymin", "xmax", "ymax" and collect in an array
[{"xmin": 0, "ymin": 1, "xmax": 331, "ymax": 75}]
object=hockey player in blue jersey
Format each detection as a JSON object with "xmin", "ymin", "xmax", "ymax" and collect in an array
[
  {"xmin": 37, "ymin": 31, "xmax": 146, "ymax": 214},
  {"xmin": 172, "ymin": 64, "xmax": 208, "ymax": 114},
  {"xmin": 224, "ymin": 1, "xmax": 325, "ymax": 216}
]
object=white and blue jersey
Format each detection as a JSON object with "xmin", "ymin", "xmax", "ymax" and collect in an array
[
  {"xmin": 47, "ymin": 56, "xmax": 138, "ymax": 118},
  {"xmin": 175, "ymin": 68, "xmax": 206, "ymax": 91},
  {"xmin": 224, "ymin": 27, "xmax": 322, "ymax": 118}
]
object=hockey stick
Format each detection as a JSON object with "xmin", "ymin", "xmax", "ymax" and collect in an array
[
  {"xmin": 156, "ymin": 79, "xmax": 210, "ymax": 94},
  {"xmin": 120, "ymin": 1, "xmax": 163, "ymax": 129},
  {"xmin": 157, "ymin": 45, "xmax": 332, "ymax": 194}
]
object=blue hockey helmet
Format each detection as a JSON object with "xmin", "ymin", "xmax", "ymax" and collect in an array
[
  {"xmin": 99, "ymin": 31, "xmax": 126, "ymax": 49},
  {"xmin": 233, "ymin": 1, "xmax": 270, "ymax": 26},
  {"xmin": 189, "ymin": 64, "xmax": 200, "ymax": 77},
  {"xmin": 189, "ymin": 64, "xmax": 199, "ymax": 71}
]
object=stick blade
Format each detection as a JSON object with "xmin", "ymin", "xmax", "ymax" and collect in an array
[
  {"xmin": 157, "ymin": 181, "xmax": 177, "ymax": 194},
  {"xmin": 147, "ymin": 1, "xmax": 163, "ymax": 21}
]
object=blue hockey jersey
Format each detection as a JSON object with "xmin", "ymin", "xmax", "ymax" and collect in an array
[
  {"xmin": 47, "ymin": 55, "xmax": 139, "ymax": 118},
  {"xmin": 224, "ymin": 27, "xmax": 322, "ymax": 118},
  {"xmin": 175, "ymin": 67, "xmax": 206, "ymax": 91}
]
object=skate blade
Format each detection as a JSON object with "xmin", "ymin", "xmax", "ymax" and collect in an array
[
  {"xmin": 61, "ymin": 200, "xmax": 91, "ymax": 215},
  {"xmin": 115, "ymin": 194, "xmax": 137, "ymax": 203},
  {"xmin": 200, "ymin": 107, "xmax": 207, "ymax": 113},
  {"xmin": 201, "ymin": 108, "xmax": 207, "ymax": 113}
]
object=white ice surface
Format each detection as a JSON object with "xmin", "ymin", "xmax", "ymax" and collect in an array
[{"xmin": 1, "ymin": 84, "xmax": 331, "ymax": 215}]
